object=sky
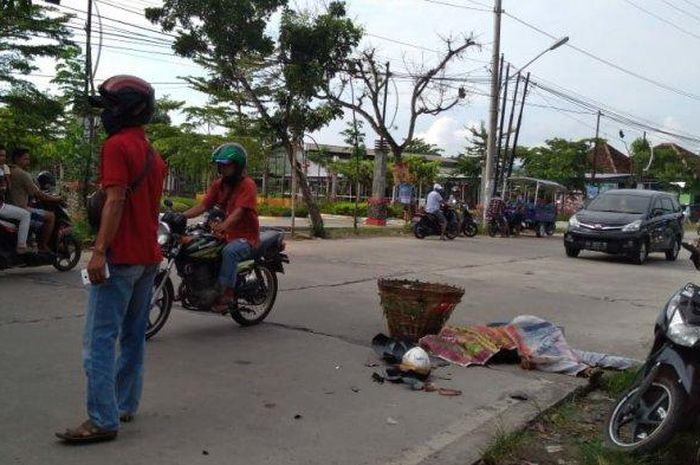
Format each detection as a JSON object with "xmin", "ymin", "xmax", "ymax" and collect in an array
[{"xmin": 25, "ymin": 0, "xmax": 700, "ymax": 157}]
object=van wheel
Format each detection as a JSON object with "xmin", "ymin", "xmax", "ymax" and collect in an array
[
  {"xmin": 565, "ymin": 245, "xmax": 580, "ymax": 258},
  {"xmin": 631, "ymin": 241, "xmax": 648, "ymax": 265},
  {"xmin": 666, "ymin": 239, "xmax": 681, "ymax": 261}
]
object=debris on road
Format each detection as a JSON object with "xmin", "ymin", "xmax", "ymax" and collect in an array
[{"xmin": 386, "ymin": 417, "xmax": 399, "ymax": 425}]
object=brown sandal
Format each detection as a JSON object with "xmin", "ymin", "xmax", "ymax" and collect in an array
[{"xmin": 55, "ymin": 420, "xmax": 117, "ymax": 444}]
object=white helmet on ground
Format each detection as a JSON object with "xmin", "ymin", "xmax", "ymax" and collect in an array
[{"xmin": 400, "ymin": 347, "xmax": 432, "ymax": 376}]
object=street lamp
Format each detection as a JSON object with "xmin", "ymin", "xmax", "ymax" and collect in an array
[
  {"xmin": 482, "ymin": 35, "xmax": 569, "ymax": 220},
  {"xmin": 509, "ymin": 36, "xmax": 569, "ymax": 80}
]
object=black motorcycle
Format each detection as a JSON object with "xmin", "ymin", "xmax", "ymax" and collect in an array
[
  {"xmin": 604, "ymin": 243, "xmax": 700, "ymax": 454},
  {"xmin": 487, "ymin": 209, "xmax": 522, "ymax": 238},
  {"xmin": 0, "ymin": 200, "xmax": 81, "ymax": 271},
  {"xmin": 460, "ymin": 204, "xmax": 478, "ymax": 237},
  {"xmin": 412, "ymin": 205, "xmax": 459, "ymax": 240},
  {"xmin": 145, "ymin": 206, "xmax": 289, "ymax": 339}
]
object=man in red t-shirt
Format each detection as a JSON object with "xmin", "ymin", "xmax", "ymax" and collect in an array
[
  {"xmin": 57, "ymin": 76, "xmax": 166, "ymax": 444},
  {"xmin": 184, "ymin": 142, "xmax": 259, "ymax": 313}
]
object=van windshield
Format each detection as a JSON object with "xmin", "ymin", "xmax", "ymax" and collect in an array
[{"xmin": 587, "ymin": 193, "xmax": 650, "ymax": 214}]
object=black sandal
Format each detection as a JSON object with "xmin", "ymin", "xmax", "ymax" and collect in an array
[{"xmin": 55, "ymin": 420, "xmax": 117, "ymax": 444}]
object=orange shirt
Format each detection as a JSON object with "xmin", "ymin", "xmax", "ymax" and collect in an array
[{"xmin": 203, "ymin": 176, "xmax": 260, "ymax": 247}]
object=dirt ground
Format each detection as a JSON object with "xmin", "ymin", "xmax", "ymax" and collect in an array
[{"xmin": 477, "ymin": 372, "xmax": 700, "ymax": 465}]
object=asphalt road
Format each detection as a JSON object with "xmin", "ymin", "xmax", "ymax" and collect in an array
[{"xmin": 1, "ymin": 233, "xmax": 696, "ymax": 465}]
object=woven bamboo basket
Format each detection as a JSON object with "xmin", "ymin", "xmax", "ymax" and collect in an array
[{"xmin": 378, "ymin": 278, "xmax": 464, "ymax": 343}]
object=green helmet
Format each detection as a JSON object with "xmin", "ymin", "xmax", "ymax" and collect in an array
[{"xmin": 211, "ymin": 142, "xmax": 247, "ymax": 168}]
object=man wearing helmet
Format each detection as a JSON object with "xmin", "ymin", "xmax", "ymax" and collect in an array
[
  {"xmin": 57, "ymin": 75, "xmax": 166, "ymax": 444},
  {"xmin": 182, "ymin": 142, "xmax": 259, "ymax": 313},
  {"xmin": 425, "ymin": 183, "xmax": 447, "ymax": 240}
]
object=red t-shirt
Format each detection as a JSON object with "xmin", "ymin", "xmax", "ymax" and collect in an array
[
  {"xmin": 203, "ymin": 177, "xmax": 259, "ymax": 247},
  {"xmin": 100, "ymin": 126, "xmax": 167, "ymax": 265}
]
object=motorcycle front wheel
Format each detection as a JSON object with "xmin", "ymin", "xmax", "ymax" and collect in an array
[
  {"xmin": 463, "ymin": 222, "xmax": 478, "ymax": 237},
  {"xmin": 53, "ymin": 235, "xmax": 81, "ymax": 271},
  {"xmin": 231, "ymin": 265, "xmax": 278, "ymax": 326},
  {"xmin": 605, "ymin": 374, "xmax": 686, "ymax": 455},
  {"xmin": 413, "ymin": 224, "xmax": 427, "ymax": 239},
  {"xmin": 487, "ymin": 221, "xmax": 498, "ymax": 237},
  {"xmin": 146, "ymin": 273, "xmax": 174, "ymax": 340}
]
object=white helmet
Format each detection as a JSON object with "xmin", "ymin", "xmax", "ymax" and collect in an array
[
  {"xmin": 433, "ymin": 183, "xmax": 443, "ymax": 191},
  {"xmin": 400, "ymin": 347, "xmax": 431, "ymax": 376}
]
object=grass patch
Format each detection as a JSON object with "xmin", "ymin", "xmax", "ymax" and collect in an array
[
  {"xmin": 324, "ymin": 226, "xmax": 408, "ymax": 239},
  {"xmin": 602, "ymin": 369, "xmax": 638, "ymax": 397},
  {"xmin": 578, "ymin": 438, "xmax": 649, "ymax": 465},
  {"xmin": 480, "ymin": 426, "xmax": 532, "ymax": 465}
]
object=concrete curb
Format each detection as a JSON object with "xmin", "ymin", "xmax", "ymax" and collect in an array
[{"xmin": 382, "ymin": 372, "xmax": 588, "ymax": 465}]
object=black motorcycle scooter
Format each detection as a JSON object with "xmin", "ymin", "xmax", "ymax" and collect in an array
[
  {"xmin": 412, "ymin": 204, "xmax": 459, "ymax": 240},
  {"xmin": 604, "ymin": 241, "xmax": 700, "ymax": 454}
]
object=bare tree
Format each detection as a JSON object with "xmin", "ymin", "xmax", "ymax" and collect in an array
[{"xmin": 322, "ymin": 36, "xmax": 478, "ymax": 222}]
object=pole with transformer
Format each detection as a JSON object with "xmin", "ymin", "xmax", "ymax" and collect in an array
[
  {"xmin": 482, "ymin": 0, "xmax": 503, "ymax": 220},
  {"xmin": 590, "ymin": 110, "xmax": 601, "ymax": 195},
  {"xmin": 368, "ymin": 62, "xmax": 390, "ymax": 226}
]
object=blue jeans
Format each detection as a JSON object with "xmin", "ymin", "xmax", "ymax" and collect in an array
[
  {"xmin": 83, "ymin": 263, "xmax": 158, "ymax": 430},
  {"xmin": 219, "ymin": 239, "xmax": 253, "ymax": 290}
]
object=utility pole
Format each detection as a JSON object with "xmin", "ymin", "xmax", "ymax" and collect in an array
[
  {"xmin": 507, "ymin": 72, "xmax": 530, "ymax": 184},
  {"xmin": 368, "ymin": 62, "xmax": 390, "ymax": 226},
  {"xmin": 80, "ymin": 0, "xmax": 95, "ymax": 206},
  {"xmin": 501, "ymin": 73, "xmax": 522, "ymax": 194},
  {"xmin": 493, "ymin": 60, "xmax": 509, "ymax": 197},
  {"xmin": 590, "ymin": 110, "xmax": 601, "ymax": 195},
  {"xmin": 482, "ymin": 0, "xmax": 503, "ymax": 219}
]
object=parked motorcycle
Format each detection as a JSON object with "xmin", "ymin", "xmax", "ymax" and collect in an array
[
  {"xmin": 145, "ymin": 206, "xmax": 289, "ymax": 339},
  {"xmin": 0, "ymin": 199, "xmax": 81, "ymax": 271},
  {"xmin": 604, "ymin": 242, "xmax": 700, "ymax": 454},
  {"xmin": 412, "ymin": 205, "xmax": 459, "ymax": 240},
  {"xmin": 459, "ymin": 204, "xmax": 478, "ymax": 237},
  {"xmin": 487, "ymin": 209, "xmax": 522, "ymax": 238}
]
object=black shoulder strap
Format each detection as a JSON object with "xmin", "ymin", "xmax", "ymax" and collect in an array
[{"xmin": 126, "ymin": 147, "xmax": 154, "ymax": 195}]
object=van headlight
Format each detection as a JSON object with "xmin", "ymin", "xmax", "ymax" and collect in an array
[
  {"xmin": 622, "ymin": 219, "xmax": 642, "ymax": 232},
  {"xmin": 157, "ymin": 222, "xmax": 171, "ymax": 246},
  {"xmin": 568, "ymin": 215, "xmax": 580, "ymax": 228}
]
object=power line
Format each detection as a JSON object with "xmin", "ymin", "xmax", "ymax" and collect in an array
[
  {"xmin": 622, "ymin": 0, "xmax": 700, "ymax": 42},
  {"xmin": 501, "ymin": 11, "xmax": 700, "ymax": 102},
  {"xmin": 678, "ymin": 0, "xmax": 700, "ymax": 11},
  {"xmin": 422, "ymin": 0, "xmax": 490, "ymax": 12},
  {"xmin": 658, "ymin": 0, "xmax": 700, "ymax": 23},
  {"xmin": 55, "ymin": 3, "xmax": 179, "ymax": 39}
]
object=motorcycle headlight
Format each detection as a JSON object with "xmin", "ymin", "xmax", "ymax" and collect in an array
[
  {"xmin": 622, "ymin": 219, "xmax": 642, "ymax": 232},
  {"xmin": 157, "ymin": 222, "xmax": 171, "ymax": 246},
  {"xmin": 568, "ymin": 215, "xmax": 580, "ymax": 228},
  {"xmin": 667, "ymin": 289, "xmax": 700, "ymax": 346}
]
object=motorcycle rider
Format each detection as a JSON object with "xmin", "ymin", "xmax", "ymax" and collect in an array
[
  {"xmin": 487, "ymin": 192, "xmax": 508, "ymax": 236},
  {"xmin": 183, "ymin": 143, "xmax": 260, "ymax": 313},
  {"xmin": 7, "ymin": 148, "xmax": 63, "ymax": 253},
  {"xmin": 425, "ymin": 183, "xmax": 447, "ymax": 240}
]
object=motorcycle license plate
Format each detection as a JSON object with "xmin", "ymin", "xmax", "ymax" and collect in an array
[{"xmin": 586, "ymin": 241, "xmax": 607, "ymax": 251}]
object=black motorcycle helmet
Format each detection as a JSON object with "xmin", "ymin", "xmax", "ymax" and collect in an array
[
  {"xmin": 37, "ymin": 171, "xmax": 56, "ymax": 192},
  {"xmin": 89, "ymin": 75, "xmax": 155, "ymax": 135}
]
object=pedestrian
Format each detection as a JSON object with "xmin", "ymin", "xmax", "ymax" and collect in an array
[{"xmin": 56, "ymin": 75, "xmax": 166, "ymax": 444}]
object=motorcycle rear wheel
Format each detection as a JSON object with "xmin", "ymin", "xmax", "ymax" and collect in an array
[
  {"xmin": 231, "ymin": 265, "xmax": 278, "ymax": 326},
  {"xmin": 53, "ymin": 235, "xmax": 81, "ymax": 271},
  {"xmin": 463, "ymin": 223, "xmax": 478, "ymax": 237},
  {"xmin": 487, "ymin": 221, "xmax": 498, "ymax": 237},
  {"xmin": 605, "ymin": 374, "xmax": 685, "ymax": 455},
  {"xmin": 146, "ymin": 273, "xmax": 174, "ymax": 340}
]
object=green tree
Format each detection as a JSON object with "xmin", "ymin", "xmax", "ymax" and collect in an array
[
  {"xmin": 631, "ymin": 137, "xmax": 697, "ymax": 188},
  {"xmin": 404, "ymin": 155, "xmax": 441, "ymax": 198},
  {"xmin": 454, "ymin": 121, "xmax": 487, "ymax": 179},
  {"xmin": 404, "ymin": 138, "xmax": 443, "ymax": 156},
  {"xmin": 147, "ymin": 0, "xmax": 363, "ymax": 237},
  {"xmin": 0, "ymin": 2, "xmax": 74, "ymax": 94},
  {"xmin": 520, "ymin": 138, "xmax": 592, "ymax": 191}
]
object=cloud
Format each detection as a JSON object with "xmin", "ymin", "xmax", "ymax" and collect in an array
[{"xmin": 415, "ymin": 116, "xmax": 477, "ymax": 156}]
